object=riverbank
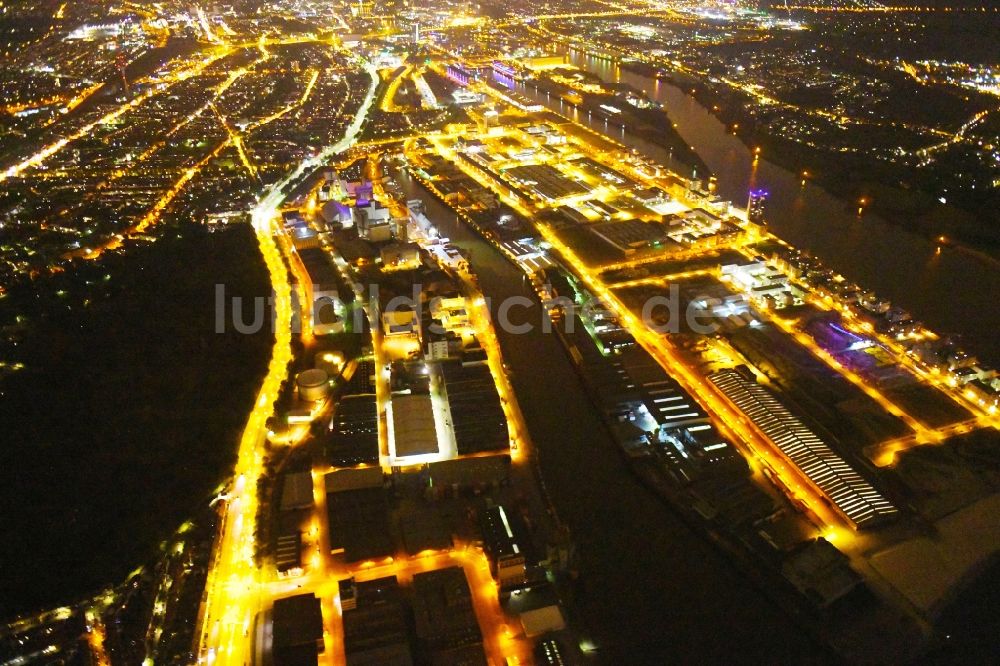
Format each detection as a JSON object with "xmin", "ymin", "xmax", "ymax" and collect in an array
[
  {"xmin": 526, "ymin": 71, "xmax": 708, "ymax": 179},
  {"xmin": 559, "ymin": 50, "xmax": 1000, "ymax": 368},
  {"xmin": 397, "ymin": 169, "xmax": 828, "ymax": 662},
  {"xmin": 623, "ymin": 61, "xmax": 1000, "ymax": 261}
]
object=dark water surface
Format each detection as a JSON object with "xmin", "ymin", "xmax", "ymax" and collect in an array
[
  {"xmin": 539, "ymin": 49, "xmax": 1000, "ymax": 367},
  {"xmin": 397, "ymin": 170, "xmax": 827, "ymax": 662}
]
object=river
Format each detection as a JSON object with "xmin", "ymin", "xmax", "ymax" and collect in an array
[
  {"xmin": 523, "ymin": 49, "xmax": 1000, "ymax": 367},
  {"xmin": 394, "ymin": 167, "xmax": 828, "ymax": 662}
]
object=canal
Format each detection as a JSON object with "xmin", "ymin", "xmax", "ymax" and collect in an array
[
  {"xmin": 395, "ymin": 167, "xmax": 826, "ymax": 662},
  {"xmin": 523, "ymin": 49, "xmax": 1000, "ymax": 366}
]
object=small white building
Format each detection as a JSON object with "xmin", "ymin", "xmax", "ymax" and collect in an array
[
  {"xmin": 380, "ymin": 242, "xmax": 422, "ymax": 271},
  {"xmin": 383, "ymin": 309, "xmax": 419, "ymax": 338},
  {"xmin": 452, "ymin": 89, "xmax": 484, "ymax": 105},
  {"xmin": 356, "ymin": 203, "xmax": 393, "ymax": 241},
  {"xmin": 430, "ymin": 296, "xmax": 470, "ymax": 331}
]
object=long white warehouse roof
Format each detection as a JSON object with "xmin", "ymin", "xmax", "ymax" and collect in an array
[{"xmin": 709, "ymin": 369, "xmax": 898, "ymax": 529}]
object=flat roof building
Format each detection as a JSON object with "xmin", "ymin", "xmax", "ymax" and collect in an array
[
  {"xmin": 430, "ymin": 296, "xmax": 470, "ymax": 332},
  {"xmin": 326, "ymin": 471, "xmax": 393, "ymax": 562},
  {"xmin": 441, "ymin": 361, "xmax": 508, "ymax": 456},
  {"xmin": 590, "ymin": 219, "xmax": 671, "ymax": 253},
  {"xmin": 412, "ymin": 567, "xmax": 485, "ymax": 665},
  {"xmin": 383, "ymin": 309, "xmax": 420, "ymax": 338},
  {"xmin": 381, "ymin": 242, "xmax": 422, "ymax": 271},
  {"xmin": 520, "ymin": 606, "xmax": 566, "ymax": 638},
  {"xmin": 272, "ymin": 594, "xmax": 324, "ymax": 665},
  {"xmin": 279, "ymin": 471, "xmax": 315, "ymax": 512},
  {"xmin": 479, "ymin": 504, "xmax": 532, "ymax": 592},
  {"xmin": 324, "ymin": 467, "xmax": 383, "ymax": 494},
  {"xmin": 327, "ymin": 395, "xmax": 379, "ymax": 467},
  {"xmin": 782, "ymin": 538, "xmax": 862, "ymax": 607},
  {"xmin": 504, "ymin": 164, "xmax": 590, "ymax": 203},
  {"xmin": 275, "ymin": 530, "xmax": 303, "ymax": 577},
  {"xmin": 340, "ymin": 576, "xmax": 414, "ymax": 665},
  {"xmin": 390, "ymin": 393, "xmax": 439, "ymax": 458},
  {"xmin": 639, "ymin": 377, "xmax": 709, "ymax": 430},
  {"xmin": 401, "ymin": 511, "xmax": 453, "ymax": 555},
  {"xmin": 709, "ymin": 369, "xmax": 898, "ymax": 529},
  {"xmin": 426, "ymin": 456, "xmax": 511, "ymax": 489}
]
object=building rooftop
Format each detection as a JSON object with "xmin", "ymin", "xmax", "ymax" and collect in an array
[
  {"xmin": 426, "ymin": 456, "xmax": 511, "ymax": 488},
  {"xmin": 391, "ymin": 393, "xmax": 439, "ymax": 458},
  {"xmin": 504, "ymin": 164, "xmax": 590, "ymax": 202},
  {"xmin": 280, "ymin": 471, "xmax": 315, "ymax": 512},
  {"xmin": 341, "ymin": 576, "xmax": 414, "ymax": 665},
  {"xmin": 782, "ymin": 538, "xmax": 862, "ymax": 607},
  {"xmin": 344, "ymin": 360, "xmax": 377, "ymax": 396},
  {"xmin": 272, "ymin": 593, "xmax": 323, "ymax": 651},
  {"xmin": 519, "ymin": 605, "xmax": 566, "ymax": 638},
  {"xmin": 327, "ymin": 395, "xmax": 380, "ymax": 467},
  {"xmin": 299, "ymin": 247, "xmax": 342, "ymax": 292},
  {"xmin": 479, "ymin": 504, "xmax": 532, "ymax": 564},
  {"xmin": 401, "ymin": 511, "xmax": 453, "ymax": 555},
  {"xmin": 325, "ymin": 467, "xmax": 383, "ymax": 494},
  {"xmin": 412, "ymin": 567, "xmax": 484, "ymax": 662},
  {"xmin": 709, "ymin": 368, "xmax": 898, "ymax": 529},
  {"xmin": 590, "ymin": 219, "xmax": 670, "ymax": 253},
  {"xmin": 327, "ymin": 487, "xmax": 394, "ymax": 562},
  {"xmin": 383, "ymin": 309, "xmax": 420, "ymax": 336},
  {"xmin": 441, "ymin": 361, "xmax": 508, "ymax": 456}
]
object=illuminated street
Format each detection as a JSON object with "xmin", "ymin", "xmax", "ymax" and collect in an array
[
  {"xmin": 195, "ymin": 51, "xmax": 380, "ymax": 666},
  {"xmin": 3, "ymin": 2, "xmax": 1000, "ymax": 665}
]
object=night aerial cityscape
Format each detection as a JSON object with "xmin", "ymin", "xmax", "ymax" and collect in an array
[{"xmin": 2, "ymin": 0, "xmax": 1000, "ymax": 664}]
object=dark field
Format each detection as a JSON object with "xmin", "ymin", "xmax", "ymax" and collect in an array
[
  {"xmin": 603, "ymin": 248, "xmax": 745, "ymax": 284},
  {"xmin": 0, "ymin": 225, "xmax": 273, "ymax": 618},
  {"xmin": 886, "ymin": 383, "xmax": 972, "ymax": 430},
  {"xmin": 404, "ymin": 174, "xmax": 829, "ymax": 662},
  {"xmin": 727, "ymin": 322, "xmax": 913, "ymax": 451},
  {"xmin": 554, "ymin": 224, "xmax": 623, "ymax": 266}
]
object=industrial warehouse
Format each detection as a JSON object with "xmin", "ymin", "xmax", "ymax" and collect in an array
[
  {"xmin": 708, "ymin": 368, "xmax": 899, "ymax": 530},
  {"xmin": 17, "ymin": 10, "xmax": 1000, "ymax": 663}
]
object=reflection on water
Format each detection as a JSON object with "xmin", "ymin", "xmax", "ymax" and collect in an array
[
  {"xmin": 393, "ymin": 168, "xmax": 823, "ymax": 661},
  {"xmin": 554, "ymin": 47, "xmax": 1000, "ymax": 365}
]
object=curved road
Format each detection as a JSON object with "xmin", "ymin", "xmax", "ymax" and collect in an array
[
  {"xmin": 395, "ymin": 168, "xmax": 828, "ymax": 663},
  {"xmin": 196, "ymin": 55, "xmax": 380, "ymax": 666}
]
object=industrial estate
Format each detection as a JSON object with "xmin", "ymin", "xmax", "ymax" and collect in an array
[{"xmin": 2, "ymin": 0, "xmax": 1000, "ymax": 664}]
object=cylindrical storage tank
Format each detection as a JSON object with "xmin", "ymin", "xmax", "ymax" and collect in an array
[{"xmin": 296, "ymin": 368, "xmax": 330, "ymax": 402}]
